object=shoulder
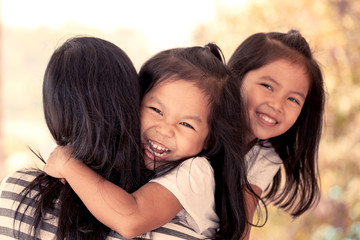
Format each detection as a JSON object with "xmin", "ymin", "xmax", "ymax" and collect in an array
[
  {"xmin": 179, "ymin": 157, "xmax": 214, "ymax": 193},
  {"xmin": 0, "ymin": 169, "xmax": 41, "ymax": 194},
  {"xmin": 246, "ymin": 142, "xmax": 282, "ymax": 164},
  {"xmin": 0, "ymin": 169, "xmax": 42, "ymax": 204},
  {"xmin": 180, "ymin": 156, "xmax": 213, "ymax": 176},
  {"xmin": 1, "ymin": 169, "xmax": 41, "ymax": 181},
  {"xmin": 150, "ymin": 157, "xmax": 218, "ymax": 235},
  {"xmin": 150, "ymin": 156, "xmax": 214, "ymax": 192},
  {"xmin": 246, "ymin": 143, "xmax": 282, "ymax": 191},
  {"xmin": 259, "ymin": 142, "xmax": 281, "ymax": 160},
  {"xmin": 0, "ymin": 169, "xmax": 56, "ymax": 240}
]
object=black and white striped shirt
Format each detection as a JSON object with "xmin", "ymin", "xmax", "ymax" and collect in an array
[{"xmin": 0, "ymin": 170, "xmax": 204, "ymax": 240}]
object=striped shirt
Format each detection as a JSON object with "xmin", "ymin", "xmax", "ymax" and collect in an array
[{"xmin": 0, "ymin": 170, "xmax": 204, "ymax": 240}]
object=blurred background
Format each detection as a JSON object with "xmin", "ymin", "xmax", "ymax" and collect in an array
[{"xmin": 0, "ymin": 0, "xmax": 359, "ymax": 239}]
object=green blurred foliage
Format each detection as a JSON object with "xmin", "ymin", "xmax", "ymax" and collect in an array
[{"xmin": 193, "ymin": 0, "xmax": 360, "ymax": 239}]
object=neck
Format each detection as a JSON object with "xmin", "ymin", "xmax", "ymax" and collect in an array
[{"xmin": 246, "ymin": 138, "xmax": 258, "ymax": 152}]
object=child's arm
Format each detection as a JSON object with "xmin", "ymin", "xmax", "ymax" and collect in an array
[
  {"xmin": 242, "ymin": 143, "xmax": 282, "ymax": 239},
  {"xmin": 43, "ymin": 146, "xmax": 182, "ymax": 239},
  {"xmin": 242, "ymin": 184, "xmax": 263, "ymax": 240}
]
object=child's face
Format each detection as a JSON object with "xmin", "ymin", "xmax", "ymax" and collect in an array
[
  {"xmin": 241, "ymin": 59, "xmax": 310, "ymax": 141},
  {"xmin": 140, "ymin": 79, "xmax": 210, "ymax": 169}
]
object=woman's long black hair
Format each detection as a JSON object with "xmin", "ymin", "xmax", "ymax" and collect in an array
[
  {"xmin": 15, "ymin": 36, "xmax": 149, "ymax": 240},
  {"xmin": 228, "ymin": 30, "xmax": 325, "ymax": 217}
]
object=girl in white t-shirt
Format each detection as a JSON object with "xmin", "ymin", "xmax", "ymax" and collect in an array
[
  {"xmin": 228, "ymin": 30, "xmax": 325, "ymax": 238},
  {"xmin": 44, "ymin": 43, "xmax": 249, "ymax": 239}
]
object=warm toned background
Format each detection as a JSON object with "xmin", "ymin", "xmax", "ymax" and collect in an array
[{"xmin": 0, "ymin": 0, "xmax": 359, "ymax": 239}]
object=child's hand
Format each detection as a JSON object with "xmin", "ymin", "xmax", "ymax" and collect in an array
[{"xmin": 43, "ymin": 145, "xmax": 73, "ymax": 178}]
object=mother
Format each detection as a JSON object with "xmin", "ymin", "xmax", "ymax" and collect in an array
[{"xmin": 0, "ymin": 36, "xmax": 204, "ymax": 240}]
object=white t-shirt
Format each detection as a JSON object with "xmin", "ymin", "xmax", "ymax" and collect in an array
[
  {"xmin": 150, "ymin": 157, "xmax": 218, "ymax": 237},
  {"xmin": 245, "ymin": 143, "xmax": 283, "ymax": 191}
]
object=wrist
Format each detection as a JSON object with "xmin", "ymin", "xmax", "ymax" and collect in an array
[{"xmin": 61, "ymin": 157, "xmax": 80, "ymax": 178}]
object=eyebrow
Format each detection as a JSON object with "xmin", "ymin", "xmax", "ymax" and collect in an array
[
  {"xmin": 182, "ymin": 115, "xmax": 203, "ymax": 124},
  {"xmin": 147, "ymin": 95, "xmax": 204, "ymax": 123},
  {"xmin": 261, "ymin": 76, "xmax": 307, "ymax": 100}
]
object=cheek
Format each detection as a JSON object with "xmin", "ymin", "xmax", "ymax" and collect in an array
[
  {"xmin": 183, "ymin": 133, "xmax": 208, "ymax": 154},
  {"xmin": 140, "ymin": 117, "xmax": 145, "ymax": 131},
  {"xmin": 286, "ymin": 109, "xmax": 302, "ymax": 128},
  {"xmin": 140, "ymin": 114, "xmax": 150, "ymax": 136},
  {"xmin": 140, "ymin": 108, "xmax": 152, "ymax": 125},
  {"xmin": 243, "ymin": 88, "xmax": 259, "ymax": 108},
  {"xmin": 201, "ymin": 131, "xmax": 210, "ymax": 150},
  {"xmin": 244, "ymin": 96, "xmax": 257, "ymax": 117},
  {"xmin": 139, "ymin": 108, "xmax": 146, "ymax": 125},
  {"xmin": 193, "ymin": 140, "xmax": 206, "ymax": 153}
]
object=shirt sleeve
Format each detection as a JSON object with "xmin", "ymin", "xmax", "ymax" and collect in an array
[
  {"xmin": 150, "ymin": 157, "xmax": 218, "ymax": 236},
  {"xmin": 245, "ymin": 144, "xmax": 282, "ymax": 192}
]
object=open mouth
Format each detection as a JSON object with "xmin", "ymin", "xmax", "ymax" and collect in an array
[
  {"xmin": 257, "ymin": 112, "xmax": 277, "ymax": 125},
  {"xmin": 146, "ymin": 139, "xmax": 170, "ymax": 157}
]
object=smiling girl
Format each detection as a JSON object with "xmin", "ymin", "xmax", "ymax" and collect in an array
[
  {"xmin": 228, "ymin": 30, "xmax": 325, "ymax": 238},
  {"xmin": 242, "ymin": 59, "xmax": 310, "ymax": 141},
  {"xmin": 141, "ymin": 79, "xmax": 210, "ymax": 169}
]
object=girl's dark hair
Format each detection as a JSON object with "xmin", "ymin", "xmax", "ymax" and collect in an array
[
  {"xmin": 15, "ymin": 36, "xmax": 148, "ymax": 240},
  {"xmin": 228, "ymin": 30, "xmax": 325, "ymax": 217},
  {"xmin": 139, "ymin": 43, "xmax": 249, "ymax": 239}
]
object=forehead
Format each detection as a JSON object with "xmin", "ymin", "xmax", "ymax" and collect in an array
[
  {"xmin": 246, "ymin": 59, "xmax": 310, "ymax": 95},
  {"xmin": 145, "ymin": 79, "xmax": 210, "ymax": 105},
  {"xmin": 145, "ymin": 79, "xmax": 211, "ymax": 123}
]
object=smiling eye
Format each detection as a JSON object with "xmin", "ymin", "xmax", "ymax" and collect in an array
[
  {"xmin": 261, "ymin": 83, "xmax": 272, "ymax": 91},
  {"xmin": 288, "ymin": 97, "xmax": 300, "ymax": 105},
  {"xmin": 149, "ymin": 107, "xmax": 163, "ymax": 115},
  {"xmin": 180, "ymin": 122, "xmax": 195, "ymax": 130}
]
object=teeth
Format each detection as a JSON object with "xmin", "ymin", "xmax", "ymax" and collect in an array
[
  {"xmin": 149, "ymin": 140, "xmax": 169, "ymax": 151},
  {"xmin": 147, "ymin": 147, "xmax": 168, "ymax": 157},
  {"xmin": 259, "ymin": 113, "xmax": 276, "ymax": 124},
  {"xmin": 152, "ymin": 143, "xmax": 166, "ymax": 151},
  {"xmin": 147, "ymin": 140, "xmax": 169, "ymax": 157}
]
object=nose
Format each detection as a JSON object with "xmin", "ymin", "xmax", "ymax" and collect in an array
[
  {"xmin": 155, "ymin": 122, "xmax": 175, "ymax": 137},
  {"xmin": 267, "ymin": 97, "xmax": 283, "ymax": 113}
]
